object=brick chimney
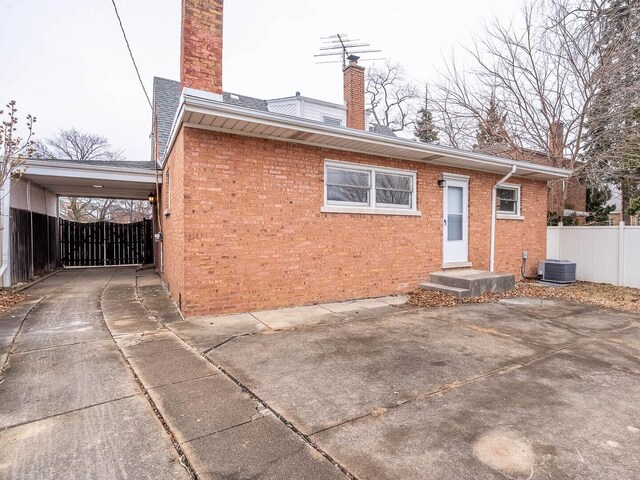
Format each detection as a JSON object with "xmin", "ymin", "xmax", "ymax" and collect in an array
[
  {"xmin": 343, "ymin": 55, "xmax": 365, "ymax": 130},
  {"xmin": 548, "ymin": 121, "xmax": 564, "ymax": 167},
  {"xmin": 180, "ymin": 0, "xmax": 223, "ymax": 94}
]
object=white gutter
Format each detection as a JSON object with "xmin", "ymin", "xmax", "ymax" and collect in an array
[
  {"xmin": 490, "ymin": 165, "xmax": 517, "ymax": 272},
  {"xmin": 162, "ymin": 89, "xmax": 572, "ymax": 181}
]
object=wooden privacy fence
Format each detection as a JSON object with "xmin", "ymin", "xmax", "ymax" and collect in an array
[
  {"xmin": 10, "ymin": 208, "xmax": 59, "ymax": 284},
  {"xmin": 547, "ymin": 223, "xmax": 640, "ymax": 288},
  {"xmin": 60, "ymin": 219, "xmax": 153, "ymax": 267}
]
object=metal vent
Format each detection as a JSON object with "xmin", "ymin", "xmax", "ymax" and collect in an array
[
  {"xmin": 538, "ymin": 259, "xmax": 576, "ymax": 284},
  {"xmin": 323, "ymin": 116, "xmax": 342, "ymax": 127}
]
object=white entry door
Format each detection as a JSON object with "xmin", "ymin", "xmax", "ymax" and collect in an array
[{"xmin": 442, "ymin": 177, "xmax": 469, "ymax": 264}]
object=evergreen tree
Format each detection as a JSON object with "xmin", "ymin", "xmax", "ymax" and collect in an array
[
  {"xmin": 475, "ymin": 94, "xmax": 508, "ymax": 149},
  {"xmin": 585, "ymin": 185, "xmax": 615, "ymax": 224},
  {"xmin": 414, "ymin": 87, "xmax": 438, "ymax": 143},
  {"xmin": 584, "ymin": 0, "xmax": 640, "ymax": 223}
]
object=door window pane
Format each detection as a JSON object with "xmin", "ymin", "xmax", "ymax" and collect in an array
[
  {"xmin": 448, "ymin": 186, "xmax": 463, "ymax": 214},
  {"xmin": 448, "ymin": 214, "xmax": 463, "ymax": 241}
]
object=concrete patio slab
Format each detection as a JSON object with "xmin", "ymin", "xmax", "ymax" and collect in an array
[
  {"xmin": 0, "ymin": 395, "xmax": 188, "ymax": 479},
  {"xmin": 168, "ymin": 313, "xmax": 267, "ymax": 349},
  {"xmin": 431, "ymin": 302, "xmax": 588, "ymax": 348},
  {"xmin": 376, "ymin": 295, "xmax": 409, "ymax": 306},
  {"xmin": 320, "ymin": 298, "xmax": 391, "ymax": 313},
  {"xmin": 181, "ymin": 414, "xmax": 347, "ymax": 480},
  {"xmin": 129, "ymin": 347, "xmax": 218, "ymax": 388},
  {"xmin": 147, "ymin": 374, "xmax": 260, "ymax": 443},
  {"xmin": 115, "ymin": 331, "xmax": 189, "ymax": 358},
  {"xmin": 312, "ymin": 351, "xmax": 640, "ymax": 480},
  {"xmin": 208, "ymin": 310, "xmax": 550, "ymax": 435},
  {"xmin": 252, "ymin": 305, "xmax": 340, "ymax": 330},
  {"xmin": 0, "ymin": 340, "xmax": 140, "ymax": 429}
]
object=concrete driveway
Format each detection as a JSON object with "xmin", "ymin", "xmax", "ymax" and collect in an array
[
  {"xmin": 1, "ymin": 268, "xmax": 639, "ymax": 479},
  {"xmin": 175, "ymin": 295, "xmax": 640, "ymax": 479}
]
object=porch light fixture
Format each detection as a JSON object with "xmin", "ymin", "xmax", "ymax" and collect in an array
[
  {"xmin": 148, "ymin": 191, "xmax": 157, "ymax": 205},
  {"xmin": 437, "ymin": 179, "xmax": 446, "ymax": 188}
]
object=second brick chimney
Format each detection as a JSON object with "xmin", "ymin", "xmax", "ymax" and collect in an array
[
  {"xmin": 181, "ymin": 0, "xmax": 223, "ymax": 94},
  {"xmin": 343, "ymin": 55, "xmax": 366, "ymax": 130},
  {"xmin": 548, "ymin": 121, "xmax": 564, "ymax": 167}
]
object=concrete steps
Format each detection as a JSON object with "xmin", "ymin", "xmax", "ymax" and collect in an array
[{"xmin": 420, "ymin": 269, "xmax": 515, "ymax": 298}]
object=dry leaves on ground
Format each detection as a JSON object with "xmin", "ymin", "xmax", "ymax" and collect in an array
[
  {"xmin": 0, "ymin": 291, "xmax": 25, "ymax": 313},
  {"xmin": 408, "ymin": 281, "xmax": 640, "ymax": 314}
]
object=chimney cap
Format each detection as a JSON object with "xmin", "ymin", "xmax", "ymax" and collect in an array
[{"xmin": 347, "ymin": 54, "xmax": 360, "ymax": 63}]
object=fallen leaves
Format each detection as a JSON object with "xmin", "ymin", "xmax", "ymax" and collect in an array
[
  {"xmin": 408, "ymin": 281, "xmax": 640, "ymax": 314},
  {"xmin": 0, "ymin": 291, "xmax": 25, "ymax": 313}
]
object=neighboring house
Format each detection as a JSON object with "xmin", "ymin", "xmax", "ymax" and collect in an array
[
  {"xmin": 606, "ymin": 185, "xmax": 640, "ymax": 226},
  {"xmin": 479, "ymin": 130, "xmax": 588, "ymax": 221},
  {"xmin": 152, "ymin": 0, "xmax": 569, "ymax": 317}
]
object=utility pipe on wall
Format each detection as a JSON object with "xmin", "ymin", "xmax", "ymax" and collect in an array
[{"xmin": 490, "ymin": 165, "xmax": 517, "ymax": 272}]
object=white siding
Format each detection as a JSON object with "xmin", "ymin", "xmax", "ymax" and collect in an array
[
  {"xmin": 10, "ymin": 178, "xmax": 58, "ymax": 217},
  {"xmin": 267, "ymin": 96, "xmax": 346, "ymax": 126},
  {"xmin": 547, "ymin": 224, "xmax": 640, "ymax": 288}
]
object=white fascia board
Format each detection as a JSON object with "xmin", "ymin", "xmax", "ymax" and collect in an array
[
  {"xmin": 164, "ymin": 91, "xmax": 570, "ymax": 180},
  {"xmin": 24, "ymin": 161, "xmax": 160, "ymax": 184}
]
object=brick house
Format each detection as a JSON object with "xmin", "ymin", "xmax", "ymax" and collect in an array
[{"xmin": 152, "ymin": 0, "xmax": 569, "ymax": 317}]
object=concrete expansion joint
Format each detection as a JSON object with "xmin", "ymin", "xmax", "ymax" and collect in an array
[
  {"xmin": 1, "ymin": 269, "xmax": 87, "ymax": 378},
  {"xmin": 202, "ymin": 356, "xmax": 360, "ymax": 480},
  {"xmin": 102, "ymin": 276, "xmax": 198, "ymax": 480}
]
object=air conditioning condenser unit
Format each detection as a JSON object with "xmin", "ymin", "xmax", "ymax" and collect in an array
[{"xmin": 537, "ymin": 259, "xmax": 577, "ymax": 284}]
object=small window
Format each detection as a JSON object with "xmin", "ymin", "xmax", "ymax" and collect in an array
[
  {"xmin": 323, "ymin": 161, "xmax": 417, "ymax": 214},
  {"xmin": 323, "ymin": 116, "xmax": 342, "ymax": 127},
  {"xmin": 375, "ymin": 172, "xmax": 413, "ymax": 208},
  {"xmin": 497, "ymin": 185, "xmax": 520, "ymax": 215},
  {"xmin": 326, "ymin": 167, "xmax": 371, "ymax": 206}
]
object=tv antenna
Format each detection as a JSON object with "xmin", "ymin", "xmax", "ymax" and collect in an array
[{"xmin": 314, "ymin": 34, "xmax": 383, "ymax": 67}]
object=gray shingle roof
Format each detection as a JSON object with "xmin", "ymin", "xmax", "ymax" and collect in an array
[
  {"xmin": 222, "ymin": 92, "xmax": 269, "ymax": 111},
  {"xmin": 153, "ymin": 77, "xmax": 181, "ymax": 159},
  {"xmin": 32, "ymin": 158, "xmax": 158, "ymax": 170},
  {"xmin": 369, "ymin": 123, "xmax": 397, "ymax": 137},
  {"xmin": 152, "ymin": 77, "xmax": 397, "ymax": 158}
]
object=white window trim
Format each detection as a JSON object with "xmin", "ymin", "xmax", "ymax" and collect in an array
[
  {"xmin": 322, "ymin": 159, "xmax": 420, "ymax": 216},
  {"xmin": 496, "ymin": 183, "xmax": 522, "ymax": 218}
]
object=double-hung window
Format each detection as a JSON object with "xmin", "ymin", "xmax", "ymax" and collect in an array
[
  {"xmin": 323, "ymin": 160, "xmax": 419, "ymax": 215},
  {"xmin": 496, "ymin": 184, "xmax": 520, "ymax": 216}
]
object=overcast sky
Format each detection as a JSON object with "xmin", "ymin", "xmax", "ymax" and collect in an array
[{"xmin": 1, "ymin": 0, "xmax": 520, "ymax": 161}]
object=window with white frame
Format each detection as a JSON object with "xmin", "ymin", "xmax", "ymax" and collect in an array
[
  {"xmin": 324, "ymin": 161, "xmax": 416, "ymax": 212},
  {"xmin": 496, "ymin": 184, "xmax": 520, "ymax": 215}
]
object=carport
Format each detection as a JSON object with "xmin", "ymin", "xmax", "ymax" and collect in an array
[{"xmin": 1, "ymin": 158, "xmax": 161, "ymax": 286}]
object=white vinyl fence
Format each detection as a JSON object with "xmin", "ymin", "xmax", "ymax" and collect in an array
[{"xmin": 547, "ymin": 222, "xmax": 640, "ymax": 288}]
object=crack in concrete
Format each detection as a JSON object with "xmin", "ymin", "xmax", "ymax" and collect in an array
[
  {"xmin": 103, "ymin": 274, "xmax": 198, "ymax": 480},
  {"xmin": 0, "ymin": 393, "xmax": 141, "ymax": 432},
  {"xmin": 202, "ymin": 356, "xmax": 361, "ymax": 480},
  {"xmin": 1, "ymin": 269, "xmax": 87, "ymax": 378}
]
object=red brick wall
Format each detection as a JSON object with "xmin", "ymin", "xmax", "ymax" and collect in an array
[
  {"xmin": 165, "ymin": 127, "xmax": 548, "ymax": 317},
  {"xmin": 181, "ymin": 0, "xmax": 223, "ymax": 93},
  {"xmin": 160, "ymin": 130, "xmax": 185, "ymax": 309},
  {"xmin": 343, "ymin": 62, "xmax": 365, "ymax": 130}
]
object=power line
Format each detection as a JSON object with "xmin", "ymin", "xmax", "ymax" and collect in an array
[{"xmin": 109, "ymin": 0, "xmax": 152, "ymax": 110}]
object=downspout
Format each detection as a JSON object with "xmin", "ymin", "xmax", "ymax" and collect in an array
[{"xmin": 490, "ymin": 165, "xmax": 517, "ymax": 272}]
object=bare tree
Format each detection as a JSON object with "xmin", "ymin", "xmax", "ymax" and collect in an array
[
  {"xmin": 431, "ymin": 0, "xmax": 639, "ymax": 218},
  {"xmin": 366, "ymin": 61, "xmax": 420, "ymax": 132},
  {"xmin": 34, "ymin": 127, "xmax": 124, "ymax": 161},
  {"xmin": 34, "ymin": 128, "xmax": 151, "ymax": 223},
  {"xmin": 1, "ymin": 100, "xmax": 36, "ymax": 193}
]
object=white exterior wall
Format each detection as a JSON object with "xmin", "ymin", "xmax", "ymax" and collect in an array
[
  {"xmin": 547, "ymin": 224, "xmax": 640, "ymax": 288},
  {"xmin": 267, "ymin": 97, "xmax": 346, "ymax": 126},
  {"xmin": 9, "ymin": 178, "xmax": 58, "ymax": 216}
]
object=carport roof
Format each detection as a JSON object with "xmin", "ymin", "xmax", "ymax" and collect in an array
[{"xmin": 22, "ymin": 158, "xmax": 160, "ymax": 200}]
